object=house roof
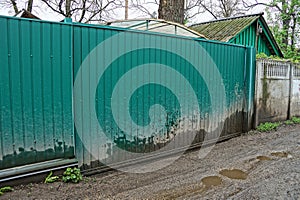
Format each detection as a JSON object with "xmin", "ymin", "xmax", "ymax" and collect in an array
[
  {"xmin": 189, "ymin": 13, "xmax": 262, "ymax": 42},
  {"xmin": 189, "ymin": 13, "xmax": 283, "ymax": 57},
  {"xmin": 14, "ymin": 9, "xmax": 40, "ymax": 19},
  {"xmin": 107, "ymin": 19, "xmax": 206, "ymax": 38}
]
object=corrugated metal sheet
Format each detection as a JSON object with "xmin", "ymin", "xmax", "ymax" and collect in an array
[
  {"xmin": 230, "ymin": 24, "xmax": 256, "ymax": 46},
  {"xmin": 229, "ymin": 24, "xmax": 271, "ymax": 56},
  {"xmin": 0, "ymin": 16, "xmax": 75, "ymax": 170},
  {"xmin": 72, "ymin": 23, "xmax": 255, "ymax": 170}
]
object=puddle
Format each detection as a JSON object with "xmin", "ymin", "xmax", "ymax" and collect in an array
[
  {"xmin": 201, "ymin": 176, "xmax": 222, "ymax": 188},
  {"xmin": 257, "ymin": 155, "xmax": 272, "ymax": 161},
  {"xmin": 219, "ymin": 169, "xmax": 248, "ymax": 180},
  {"xmin": 271, "ymin": 151, "xmax": 289, "ymax": 158}
]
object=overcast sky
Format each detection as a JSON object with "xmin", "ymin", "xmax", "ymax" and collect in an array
[{"xmin": 0, "ymin": 0, "xmax": 266, "ymax": 25}]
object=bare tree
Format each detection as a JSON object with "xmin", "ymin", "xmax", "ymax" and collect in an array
[
  {"xmin": 130, "ymin": 0, "xmax": 203, "ymax": 22},
  {"xmin": 182, "ymin": 0, "xmax": 211, "ymax": 21},
  {"xmin": 41, "ymin": 0, "xmax": 122, "ymax": 23},
  {"xmin": 1, "ymin": 0, "xmax": 34, "ymax": 15},
  {"xmin": 198, "ymin": 0, "xmax": 248, "ymax": 19},
  {"xmin": 130, "ymin": 0, "xmax": 159, "ymax": 18},
  {"xmin": 130, "ymin": 0, "xmax": 248, "ymax": 24},
  {"xmin": 215, "ymin": 0, "xmax": 246, "ymax": 17}
]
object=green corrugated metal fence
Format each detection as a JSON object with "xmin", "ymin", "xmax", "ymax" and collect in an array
[
  {"xmin": 72, "ymin": 22, "xmax": 255, "ymax": 171},
  {"xmin": 0, "ymin": 17, "xmax": 74, "ymax": 170},
  {"xmin": 0, "ymin": 15, "xmax": 256, "ymax": 175}
]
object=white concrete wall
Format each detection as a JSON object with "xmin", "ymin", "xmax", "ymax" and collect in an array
[
  {"xmin": 291, "ymin": 66, "xmax": 300, "ymax": 117},
  {"xmin": 255, "ymin": 59, "xmax": 300, "ymax": 127}
]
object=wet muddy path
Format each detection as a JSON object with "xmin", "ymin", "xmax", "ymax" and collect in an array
[{"xmin": 2, "ymin": 124, "xmax": 300, "ymax": 199}]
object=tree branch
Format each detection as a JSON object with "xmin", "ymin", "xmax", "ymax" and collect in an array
[
  {"xmin": 10, "ymin": 0, "xmax": 19, "ymax": 14},
  {"xmin": 242, "ymin": 0, "xmax": 282, "ymax": 12}
]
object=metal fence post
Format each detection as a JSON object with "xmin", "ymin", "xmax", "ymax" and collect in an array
[{"xmin": 244, "ymin": 46, "xmax": 256, "ymax": 131}]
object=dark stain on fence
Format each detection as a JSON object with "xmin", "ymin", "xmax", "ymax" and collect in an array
[
  {"xmin": 80, "ymin": 110, "xmax": 245, "ymax": 170},
  {"xmin": 0, "ymin": 142, "xmax": 74, "ymax": 169}
]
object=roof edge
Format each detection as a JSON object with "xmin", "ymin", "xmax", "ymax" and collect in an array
[{"xmin": 107, "ymin": 18, "xmax": 207, "ymax": 39}]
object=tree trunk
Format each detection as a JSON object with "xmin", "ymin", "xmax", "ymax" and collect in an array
[
  {"xmin": 27, "ymin": 0, "xmax": 34, "ymax": 12},
  {"xmin": 282, "ymin": 18, "xmax": 290, "ymax": 48},
  {"xmin": 125, "ymin": 0, "xmax": 128, "ymax": 19},
  {"xmin": 290, "ymin": 14, "xmax": 296, "ymax": 51},
  {"xmin": 281, "ymin": 0, "xmax": 290, "ymax": 49},
  {"xmin": 158, "ymin": 0, "xmax": 184, "ymax": 24},
  {"xmin": 66, "ymin": 0, "xmax": 71, "ymax": 17}
]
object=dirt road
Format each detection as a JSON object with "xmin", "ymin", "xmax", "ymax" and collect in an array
[{"xmin": 2, "ymin": 124, "xmax": 300, "ymax": 199}]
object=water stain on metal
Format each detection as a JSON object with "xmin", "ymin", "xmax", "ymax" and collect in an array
[
  {"xmin": 256, "ymin": 155, "xmax": 272, "ymax": 161},
  {"xmin": 201, "ymin": 176, "xmax": 222, "ymax": 188},
  {"xmin": 0, "ymin": 142, "xmax": 74, "ymax": 170},
  {"xmin": 81, "ymin": 110, "xmax": 247, "ymax": 170},
  {"xmin": 271, "ymin": 151, "xmax": 289, "ymax": 158},
  {"xmin": 219, "ymin": 169, "xmax": 248, "ymax": 180}
]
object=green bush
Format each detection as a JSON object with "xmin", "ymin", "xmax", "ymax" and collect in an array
[
  {"xmin": 257, "ymin": 122, "xmax": 281, "ymax": 132},
  {"xmin": 256, "ymin": 53, "xmax": 268, "ymax": 59},
  {"xmin": 62, "ymin": 167, "xmax": 83, "ymax": 183}
]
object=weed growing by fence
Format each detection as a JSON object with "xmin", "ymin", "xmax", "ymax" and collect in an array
[
  {"xmin": 44, "ymin": 171, "xmax": 60, "ymax": 183},
  {"xmin": 257, "ymin": 122, "xmax": 281, "ymax": 132},
  {"xmin": 285, "ymin": 120, "xmax": 294, "ymax": 125},
  {"xmin": 0, "ymin": 186, "xmax": 13, "ymax": 196},
  {"xmin": 292, "ymin": 117, "xmax": 300, "ymax": 124},
  {"xmin": 62, "ymin": 167, "xmax": 83, "ymax": 183},
  {"xmin": 44, "ymin": 168, "xmax": 83, "ymax": 184},
  {"xmin": 257, "ymin": 116, "xmax": 300, "ymax": 132}
]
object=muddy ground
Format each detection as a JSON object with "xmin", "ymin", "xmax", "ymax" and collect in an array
[{"xmin": 1, "ymin": 124, "xmax": 300, "ymax": 199}]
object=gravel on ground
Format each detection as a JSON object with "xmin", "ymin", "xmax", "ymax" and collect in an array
[{"xmin": 2, "ymin": 124, "xmax": 300, "ymax": 200}]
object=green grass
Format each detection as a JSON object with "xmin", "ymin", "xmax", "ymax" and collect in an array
[
  {"xmin": 284, "ymin": 120, "xmax": 294, "ymax": 125},
  {"xmin": 292, "ymin": 116, "xmax": 300, "ymax": 124},
  {"xmin": 284, "ymin": 117, "xmax": 300, "ymax": 125},
  {"xmin": 257, "ymin": 122, "xmax": 281, "ymax": 132},
  {"xmin": 257, "ymin": 116, "xmax": 300, "ymax": 132}
]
